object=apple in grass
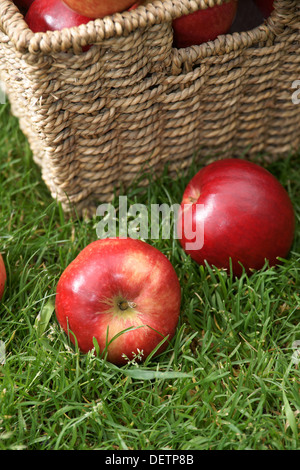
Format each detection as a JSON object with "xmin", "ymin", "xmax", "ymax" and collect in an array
[
  {"xmin": 172, "ymin": 0, "xmax": 238, "ymax": 48},
  {"xmin": 253, "ymin": 0, "xmax": 274, "ymax": 18},
  {"xmin": 0, "ymin": 254, "xmax": 6, "ymax": 300},
  {"xmin": 61, "ymin": 0, "xmax": 138, "ymax": 19},
  {"xmin": 177, "ymin": 159, "xmax": 295, "ymax": 277},
  {"xmin": 55, "ymin": 238, "xmax": 181, "ymax": 365}
]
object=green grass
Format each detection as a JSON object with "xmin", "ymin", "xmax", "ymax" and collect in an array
[{"xmin": 0, "ymin": 102, "xmax": 299, "ymax": 450}]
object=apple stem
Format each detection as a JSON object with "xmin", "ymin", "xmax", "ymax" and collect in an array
[{"xmin": 118, "ymin": 300, "xmax": 137, "ymax": 311}]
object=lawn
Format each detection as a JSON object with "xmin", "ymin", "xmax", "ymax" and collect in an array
[{"xmin": 0, "ymin": 101, "xmax": 299, "ymax": 450}]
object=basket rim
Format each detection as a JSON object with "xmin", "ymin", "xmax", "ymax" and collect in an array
[{"xmin": 0, "ymin": 0, "xmax": 291, "ymax": 54}]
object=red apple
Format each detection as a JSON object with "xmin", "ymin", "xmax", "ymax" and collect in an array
[
  {"xmin": 25, "ymin": 0, "xmax": 93, "ymax": 34},
  {"xmin": 25, "ymin": 0, "xmax": 141, "ymax": 51},
  {"xmin": 172, "ymin": 0, "xmax": 238, "ymax": 48},
  {"xmin": 177, "ymin": 159, "xmax": 295, "ymax": 277},
  {"xmin": 0, "ymin": 254, "xmax": 6, "ymax": 300},
  {"xmin": 253, "ymin": 0, "xmax": 274, "ymax": 18},
  {"xmin": 61, "ymin": 0, "xmax": 137, "ymax": 19},
  {"xmin": 55, "ymin": 238, "xmax": 181, "ymax": 365}
]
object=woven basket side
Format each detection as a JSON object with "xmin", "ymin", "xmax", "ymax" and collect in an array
[
  {"xmin": 267, "ymin": 8, "xmax": 300, "ymax": 156},
  {"xmin": 0, "ymin": 14, "xmax": 177, "ymax": 205}
]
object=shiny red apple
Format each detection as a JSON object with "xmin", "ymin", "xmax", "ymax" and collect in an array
[
  {"xmin": 25, "ymin": 0, "xmax": 141, "ymax": 52},
  {"xmin": 55, "ymin": 238, "xmax": 181, "ymax": 365},
  {"xmin": 25, "ymin": 0, "xmax": 93, "ymax": 34},
  {"xmin": 0, "ymin": 254, "xmax": 6, "ymax": 300},
  {"xmin": 253, "ymin": 0, "xmax": 274, "ymax": 18},
  {"xmin": 62, "ymin": 0, "xmax": 137, "ymax": 19},
  {"xmin": 177, "ymin": 159, "xmax": 295, "ymax": 277},
  {"xmin": 172, "ymin": 0, "xmax": 238, "ymax": 48}
]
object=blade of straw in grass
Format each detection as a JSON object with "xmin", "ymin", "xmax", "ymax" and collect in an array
[
  {"xmin": 34, "ymin": 298, "xmax": 55, "ymax": 337},
  {"xmin": 122, "ymin": 369, "xmax": 193, "ymax": 380},
  {"xmin": 282, "ymin": 389, "xmax": 298, "ymax": 439}
]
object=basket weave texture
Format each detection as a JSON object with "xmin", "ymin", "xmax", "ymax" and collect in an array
[{"xmin": 0, "ymin": 0, "xmax": 299, "ymax": 214}]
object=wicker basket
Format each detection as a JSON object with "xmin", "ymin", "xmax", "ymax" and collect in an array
[{"xmin": 0, "ymin": 0, "xmax": 299, "ymax": 215}]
